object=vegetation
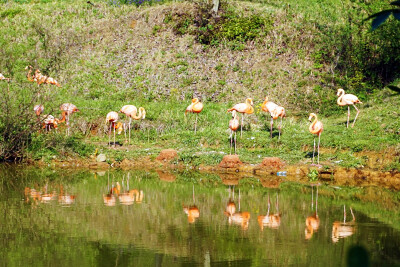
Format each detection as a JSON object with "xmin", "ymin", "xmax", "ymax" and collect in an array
[{"xmin": 0, "ymin": 0, "xmax": 399, "ymax": 170}]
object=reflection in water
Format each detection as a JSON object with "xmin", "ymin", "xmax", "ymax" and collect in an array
[
  {"xmin": 332, "ymin": 205, "xmax": 356, "ymax": 243},
  {"xmin": 258, "ymin": 194, "xmax": 281, "ymax": 230},
  {"xmin": 224, "ymin": 187, "xmax": 250, "ymax": 230},
  {"xmin": 103, "ymin": 174, "xmax": 144, "ymax": 206},
  {"xmin": 157, "ymin": 170, "xmax": 176, "ymax": 182},
  {"xmin": 305, "ymin": 185, "xmax": 320, "ymax": 240},
  {"xmin": 3, "ymin": 168, "xmax": 400, "ymax": 266},
  {"xmin": 25, "ymin": 184, "xmax": 74, "ymax": 206},
  {"xmin": 58, "ymin": 185, "xmax": 76, "ymax": 206},
  {"xmin": 183, "ymin": 185, "xmax": 200, "ymax": 223}
]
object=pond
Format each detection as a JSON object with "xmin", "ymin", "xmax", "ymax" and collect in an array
[{"xmin": 0, "ymin": 166, "xmax": 399, "ymax": 266}]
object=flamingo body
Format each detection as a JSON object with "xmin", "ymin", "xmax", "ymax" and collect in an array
[{"xmin": 185, "ymin": 98, "xmax": 203, "ymax": 114}]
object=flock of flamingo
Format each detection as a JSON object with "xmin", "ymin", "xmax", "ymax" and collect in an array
[{"xmin": 0, "ymin": 67, "xmax": 363, "ymax": 165}]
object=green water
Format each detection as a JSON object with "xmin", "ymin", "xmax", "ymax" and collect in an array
[{"xmin": 0, "ymin": 166, "xmax": 399, "ymax": 266}]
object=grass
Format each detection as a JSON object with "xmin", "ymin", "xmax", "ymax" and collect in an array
[{"xmin": 0, "ymin": 0, "xmax": 399, "ymax": 169}]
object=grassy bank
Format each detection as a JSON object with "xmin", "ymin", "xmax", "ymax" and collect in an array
[{"xmin": 0, "ymin": 0, "xmax": 399, "ymax": 170}]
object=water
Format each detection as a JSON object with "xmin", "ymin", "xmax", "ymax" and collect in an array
[{"xmin": 0, "ymin": 166, "xmax": 399, "ymax": 266}]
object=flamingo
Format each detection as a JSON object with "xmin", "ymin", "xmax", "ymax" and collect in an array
[
  {"xmin": 185, "ymin": 98, "xmax": 203, "ymax": 133},
  {"xmin": 229, "ymin": 110, "xmax": 239, "ymax": 154},
  {"xmin": 227, "ymin": 98, "xmax": 254, "ymax": 137},
  {"xmin": 60, "ymin": 103, "xmax": 79, "ymax": 136},
  {"xmin": 337, "ymin": 88, "xmax": 362, "ymax": 128},
  {"xmin": 42, "ymin": 114, "xmax": 59, "ymax": 132},
  {"xmin": 120, "ymin": 105, "xmax": 146, "ymax": 143},
  {"xmin": 25, "ymin": 66, "xmax": 61, "ymax": 86},
  {"xmin": 106, "ymin": 111, "xmax": 123, "ymax": 147},
  {"xmin": 332, "ymin": 205, "xmax": 356, "ymax": 243},
  {"xmin": 305, "ymin": 185, "xmax": 320, "ymax": 240},
  {"xmin": 34, "ymin": 104, "xmax": 44, "ymax": 121},
  {"xmin": 308, "ymin": 113, "xmax": 323, "ymax": 165},
  {"xmin": 0, "ymin": 73, "xmax": 10, "ymax": 82},
  {"xmin": 261, "ymin": 97, "xmax": 286, "ymax": 139}
]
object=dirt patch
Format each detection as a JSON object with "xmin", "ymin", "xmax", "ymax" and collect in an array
[
  {"xmin": 255, "ymin": 157, "xmax": 285, "ymax": 173},
  {"xmin": 156, "ymin": 149, "xmax": 178, "ymax": 162},
  {"xmin": 218, "ymin": 155, "xmax": 243, "ymax": 168}
]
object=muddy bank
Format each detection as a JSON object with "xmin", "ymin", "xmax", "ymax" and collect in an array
[{"xmin": 32, "ymin": 149, "xmax": 400, "ymax": 191}]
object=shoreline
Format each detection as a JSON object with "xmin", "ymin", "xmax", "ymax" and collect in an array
[{"xmin": 24, "ymin": 151, "xmax": 400, "ymax": 191}]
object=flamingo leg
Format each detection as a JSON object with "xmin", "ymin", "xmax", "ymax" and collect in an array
[
  {"xmin": 113, "ymin": 124, "xmax": 116, "ymax": 147},
  {"xmin": 241, "ymin": 114, "xmax": 243, "ymax": 138},
  {"xmin": 278, "ymin": 116, "xmax": 282, "ymax": 140},
  {"xmin": 67, "ymin": 113, "xmax": 70, "ymax": 136},
  {"xmin": 351, "ymin": 104, "xmax": 360, "ymax": 128},
  {"xmin": 230, "ymin": 130, "xmax": 233, "ymax": 155},
  {"xmin": 234, "ymin": 131, "xmax": 237, "ymax": 154},
  {"xmin": 124, "ymin": 118, "xmax": 127, "ymax": 143},
  {"xmin": 312, "ymin": 136, "xmax": 316, "ymax": 164},
  {"xmin": 317, "ymin": 133, "xmax": 321, "ymax": 165},
  {"xmin": 195, "ymin": 114, "xmax": 198, "ymax": 134},
  {"xmin": 347, "ymin": 106, "xmax": 350, "ymax": 128},
  {"xmin": 129, "ymin": 117, "xmax": 132, "ymax": 144},
  {"xmin": 108, "ymin": 123, "xmax": 112, "ymax": 146},
  {"xmin": 270, "ymin": 116, "xmax": 273, "ymax": 138}
]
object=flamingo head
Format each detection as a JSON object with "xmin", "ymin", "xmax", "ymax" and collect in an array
[
  {"xmin": 140, "ymin": 107, "xmax": 146, "ymax": 119},
  {"xmin": 191, "ymin": 98, "xmax": 198, "ymax": 103},
  {"xmin": 231, "ymin": 110, "xmax": 237, "ymax": 118},
  {"xmin": 246, "ymin": 98, "xmax": 253, "ymax": 106},
  {"xmin": 336, "ymin": 88, "xmax": 344, "ymax": 96},
  {"xmin": 308, "ymin": 113, "xmax": 317, "ymax": 122}
]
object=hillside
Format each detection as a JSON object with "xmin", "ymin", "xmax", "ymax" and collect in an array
[{"xmin": 0, "ymin": 0, "xmax": 399, "ymax": 169}]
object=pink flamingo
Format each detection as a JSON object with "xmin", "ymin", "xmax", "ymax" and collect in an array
[
  {"xmin": 337, "ymin": 88, "xmax": 362, "ymax": 128},
  {"xmin": 185, "ymin": 98, "xmax": 203, "ymax": 133},
  {"xmin": 261, "ymin": 97, "xmax": 286, "ymax": 139},
  {"xmin": 308, "ymin": 113, "xmax": 323, "ymax": 165},
  {"xmin": 229, "ymin": 110, "xmax": 239, "ymax": 154},
  {"xmin": 60, "ymin": 103, "xmax": 79, "ymax": 135},
  {"xmin": 227, "ymin": 98, "xmax": 254, "ymax": 137},
  {"xmin": 106, "ymin": 111, "xmax": 123, "ymax": 147},
  {"xmin": 120, "ymin": 105, "xmax": 146, "ymax": 143}
]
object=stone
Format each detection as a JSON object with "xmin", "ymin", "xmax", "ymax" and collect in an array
[
  {"xmin": 96, "ymin": 154, "xmax": 107, "ymax": 162},
  {"xmin": 219, "ymin": 155, "xmax": 243, "ymax": 168}
]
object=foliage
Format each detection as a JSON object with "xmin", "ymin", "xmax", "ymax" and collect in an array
[{"xmin": 307, "ymin": 169, "xmax": 319, "ymax": 182}]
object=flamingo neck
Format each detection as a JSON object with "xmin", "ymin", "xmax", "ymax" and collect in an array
[
  {"xmin": 337, "ymin": 90, "xmax": 345, "ymax": 105},
  {"xmin": 131, "ymin": 108, "xmax": 143, "ymax": 120},
  {"xmin": 58, "ymin": 112, "xmax": 66, "ymax": 123}
]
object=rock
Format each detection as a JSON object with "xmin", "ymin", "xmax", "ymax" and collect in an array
[
  {"xmin": 156, "ymin": 149, "xmax": 178, "ymax": 161},
  {"xmin": 259, "ymin": 157, "xmax": 284, "ymax": 170},
  {"xmin": 219, "ymin": 155, "xmax": 243, "ymax": 168},
  {"xmin": 96, "ymin": 154, "xmax": 107, "ymax": 162}
]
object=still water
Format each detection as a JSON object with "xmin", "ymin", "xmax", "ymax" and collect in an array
[{"xmin": 0, "ymin": 166, "xmax": 399, "ymax": 266}]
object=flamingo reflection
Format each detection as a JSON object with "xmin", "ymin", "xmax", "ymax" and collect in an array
[
  {"xmin": 305, "ymin": 185, "xmax": 320, "ymax": 240},
  {"xmin": 258, "ymin": 194, "xmax": 281, "ymax": 230},
  {"xmin": 58, "ymin": 185, "xmax": 76, "ymax": 206},
  {"xmin": 183, "ymin": 185, "xmax": 200, "ymax": 223},
  {"xmin": 118, "ymin": 174, "xmax": 144, "ymax": 205},
  {"xmin": 332, "ymin": 205, "xmax": 356, "ymax": 243},
  {"xmin": 224, "ymin": 187, "xmax": 250, "ymax": 230},
  {"xmin": 103, "ymin": 180, "xmax": 120, "ymax": 207}
]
